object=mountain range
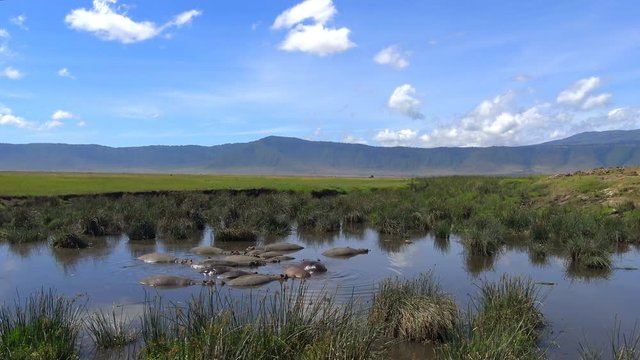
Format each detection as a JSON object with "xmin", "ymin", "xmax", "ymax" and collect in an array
[{"xmin": 1, "ymin": 129, "xmax": 640, "ymax": 176}]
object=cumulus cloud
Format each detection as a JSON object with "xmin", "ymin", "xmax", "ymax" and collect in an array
[
  {"xmin": 1, "ymin": 67, "xmax": 23, "ymax": 80},
  {"xmin": 374, "ymin": 129, "xmax": 418, "ymax": 146},
  {"xmin": 0, "ymin": 106, "xmax": 31, "ymax": 129},
  {"xmin": 0, "ymin": 29, "xmax": 8, "ymax": 38},
  {"xmin": 374, "ymin": 45, "xmax": 409, "ymax": 69},
  {"xmin": 582, "ymin": 93, "xmax": 612, "ymax": 110},
  {"xmin": 556, "ymin": 76, "xmax": 611, "ymax": 110},
  {"xmin": 51, "ymin": 110, "xmax": 75, "ymax": 120},
  {"xmin": 65, "ymin": 0, "xmax": 201, "ymax": 44},
  {"xmin": 10, "ymin": 15, "xmax": 28, "ymax": 30},
  {"xmin": 388, "ymin": 84, "xmax": 424, "ymax": 119},
  {"xmin": 343, "ymin": 135, "xmax": 367, "ymax": 145},
  {"xmin": 57, "ymin": 68, "xmax": 76, "ymax": 79},
  {"xmin": 273, "ymin": 0, "xmax": 355, "ymax": 56}
]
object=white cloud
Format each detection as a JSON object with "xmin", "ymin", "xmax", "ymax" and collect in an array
[
  {"xmin": 273, "ymin": 0, "xmax": 355, "ymax": 56},
  {"xmin": 0, "ymin": 106, "xmax": 31, "ymax": 129},
  {"xmin": 10, "ymin": 15, "xmax": 28, "ymax": 30},
  {"xmin": 374, "ymin": 129, "xmax": 418, "ymax": 146},
  {"xmin": 556, "ymin": 76, "xmax": 599, "ymax": 105},
  {"xmin": 272, "ymin": 0, "xmax": 336, "ymax": 29},
  {"xmin": 0, "ymin": 29, "xmax": 9, "ymax": 38},
  {"xmin": 65, "ymin": 0, "xmax": 201, "ymax": 44},
  {"xmin": 343, "ymin": 135, "xmax": 367, "ymax": 145},
  {"xmin": 374, "ymin": 45, "xmax": 409, "ymax": 69},
  {"xmin": 57, "ymin": 68, "xmax": 76, "ymax": 79},
  {"xmin": 76, "ymin": 121, "xmax": 87, "ymax": 127},
  {"xmin": 388, "ymin": 84, "xmax": 424, "ymax": 119},
  {"xmin": 40, "ymin": 120, "xmax": 63, "ymax": 130},
  {"xmin": 279, "ymin": 24, "xmax": 355, "ymax": 56},
  {"xmin": 1, "ymin": 67, "xmax": 23, "ymax": 80},
  {"xmin": 51, "ymin": 110, "xmax": 75, "ymax": 120},
  {"xmin": 582, "ymin": 93, "xmax": 612, "ymax": 110}
]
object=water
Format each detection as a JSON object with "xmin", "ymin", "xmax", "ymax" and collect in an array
[{"xmin": 1, "ymin": 226, "xmax": 639, "ymax": 359}]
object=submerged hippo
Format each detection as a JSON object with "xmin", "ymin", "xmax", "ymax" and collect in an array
[
  {"xmin": 190, "ymin": 246, "xmax": 226, "ymax": 256},
  {"xmin": 322, "ymin": 247, "xmax": 369, "ymax": 258},
  {"xmin": 300, "ymin": 260, "xmax": 327, "ymax": 273},
  {"xmin": 137, "ymin": 252, "xmax": 178, "ymax": 264},
  {"xmin": 283, "ymin": 266, "xmax": 310, "ymax": 279},
  {"xmin": 227, "ymin": 274, "xmax": 282, "ymax": 287},
  {"xmin": 140, "ymin": 275, "xmax": 195, "ymax": 288},
  {"xmin": 264, "ymin": 243, "xmax": 304, "ymax": 252},
  {"xmin": 191, "ymin": 259, "xmax": 240, "ymax": 270},
  {"xmin": 245, "ymin": 249, "xmax": 266, "ymax": 256},
  {"xmin": 271, "ymin": 255, "xmax": 295, "ymax": 262},
  {"xmin": 223, "ymin": 255, "xmax": 266, "ymax": 267},
  {"xmin": 258, "ymin": 251, "xmax": 286, "ymax": 259},
  {"xmin": 217, "ymin": 270, "xmax": 256, "ymax": 280},
  {"xmin": 200, "ymin": 265, "xmax": 234, "ymax": 277}
]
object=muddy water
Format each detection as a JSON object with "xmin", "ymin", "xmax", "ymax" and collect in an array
[{"xmin": 1, "ymin": 227, "xmax": 639, "ymax": 359}]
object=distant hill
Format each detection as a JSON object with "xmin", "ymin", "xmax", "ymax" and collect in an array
[
  {"xmin": 2, "ymin": 129, "xmax": 640, "ymax": 176},
  {"xmin": 542, "ymin": 129, "xmax": 640, "ymax": 146}
]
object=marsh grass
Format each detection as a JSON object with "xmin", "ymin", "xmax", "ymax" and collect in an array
[
  {"xmin": 215, "ymin": 228, "xmax": 257, "ymax": 242},
  {"xmin": 369, "ymin": 272, "xmax": 457, "ymax": 343},
  {"xmin": 126, "ymin": 218, "xmax": 157, "ymax": 241},
  {"xmin": 87, "ymin": 307, "xmax": 137, "ymax": 349},
  {"xmin": 439, "ymin": 275, "xmax": 546, "ymax": 360},
  {"xmin": 139, "ymin": 285, "xmax": 389, "ymax": 360},
  {"xmin": 50, "ymin": 231, "xmax": 88, "ymax": 249},
  {"xmin": 0, "ymin": 290, "xmax": 83, "ymax": 360},
  {"xmin": 580, "ymin": 321, "xmax": 640, "ymax": 360}
]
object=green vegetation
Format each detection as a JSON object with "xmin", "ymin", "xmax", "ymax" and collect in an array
[
  {"xmin": 87, "ymin": 308, "xmax": 137, "ymax": 349},
  {"xmin": 0, "ymin": 290, "xmax": 82, "ymax": 360},
  {"xmin": 369, "ymin": 272, "xmax": 457, "ymax": 342},
  {"xmin": 0, "ymin": 172, "xmax": 408, "ymax": 196},
  {"xmin": 439, "ymin": 275, "xmax": 545, "ymax": 360}
]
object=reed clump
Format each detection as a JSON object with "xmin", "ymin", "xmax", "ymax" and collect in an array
[
  {"xmin": 139, "ymin": 285, "xmax": 388, "ymax": 360},
  {"xmin": 215, "ymin": 228, "xmax": 257, "ymax": 242},
  {"xmin": 439, "ymin": 275, "xmax": 546, "ymax": 360},
  {"xmin": 369, "ymin": 272, "xmax": 457, "ymax": 342},
  {"xmin": 87, "ymin": 307, "xmax": 137, "ymax": 348},
  {"xmin": 0, "ymin": 290, "xmax": 83, "ymax": 360}
]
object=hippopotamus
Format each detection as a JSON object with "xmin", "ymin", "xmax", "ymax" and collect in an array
[
  {"xmin": 271, "ymin": 255, "xmax": 295, "ymax": 262},
  {"xmin": 137, "ymin": 252, "xmax": 178, "ymax": 264},
  {"xmin": 264, "ymin": 243, "xmax": 304, "ymax": 252},
  {"xmin": 300, "ymin": 260, "xmax": 327, "ymax": 273},
  {"xmin": 190, "ymin": 246, "xmax": 226, "ymax": 256},
  {"xmin": 227, "ymin": 274, "xmax": 282, "ymax": 287},
  {"xmin": 217, "ymin": 270, "xmax": 256, "ymax": 280},
  {"xmin": 258, "ymin": 251, "xmax": 286, "ymax": 259},
  {"xmin": 191, "ymin": 259, "xmax": 240, "ymax": 270},
  {"xmin": 139, "ymin": 275, "xmax": 195, "ymax": 288},
  {"xmin": 283, "ymin": 266, "xmax": 310, "ymax": 279},
  {"xmin": 200, "ymin": 265, "xmax": 234, "ymax": 277},
  {"xmin": 245, "ymin": 249, "xmax": 266, "ymax": 256},
  {"xmin": 223, "ymin": 255, "xmax": 266, "ymax": 267},
  {"xmin": 322, "ymin": 247, "xmax": 369, "ymax": 258}
]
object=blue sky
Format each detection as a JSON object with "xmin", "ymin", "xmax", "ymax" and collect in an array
[{"xmin": 0, "ymin": 0, "xmax": 638, "ymax": 147}]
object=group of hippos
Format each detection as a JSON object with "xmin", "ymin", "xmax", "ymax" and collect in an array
[{"xmin": 137, "ymin": 242, "xmax": 370, "ymax": 288}]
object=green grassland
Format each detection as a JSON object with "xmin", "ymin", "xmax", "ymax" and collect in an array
[{"xmin": 0, "ymin": 172, "xmax": 409, "ymax": 197}]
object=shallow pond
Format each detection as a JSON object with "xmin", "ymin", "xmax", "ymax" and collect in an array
[{"xmin": 1, "ymin": 227, "xmax": 639, "ymax": 359}]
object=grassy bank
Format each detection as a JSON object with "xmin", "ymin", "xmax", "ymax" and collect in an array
[
  {"xmin": 0, "ymin": 172, "xmax": 408, "ymax": 197},
  {"xmin": 0, "ymin": 274, "xmax": 549, "ymax": 359}
]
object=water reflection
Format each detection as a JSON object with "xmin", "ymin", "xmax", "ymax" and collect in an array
[{"xmin": 0, "ymin": 227, "xmax": 639, "ymax": 359}]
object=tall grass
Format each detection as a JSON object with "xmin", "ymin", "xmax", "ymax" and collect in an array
[
  {"xmin": 87, "ymin": 307, "xmax": 137, "ymax": 348},
  {"xmin": 0, "ymin": 290, "xmax": 83, "ymax": 360},
  {"xmin": 139, "ymin": 285, "xmax": 389, "ymax": 360},
  {"xmin": 439, "ymin": 275, "xmax": 546, "ymax": 360},
  {"xmin": 369, "ymin": 272, "xmax": 457, "ymax": 342},
  {"xmin": 580, "ymin": 321, "xmax": 640, "ymax": 360}
]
